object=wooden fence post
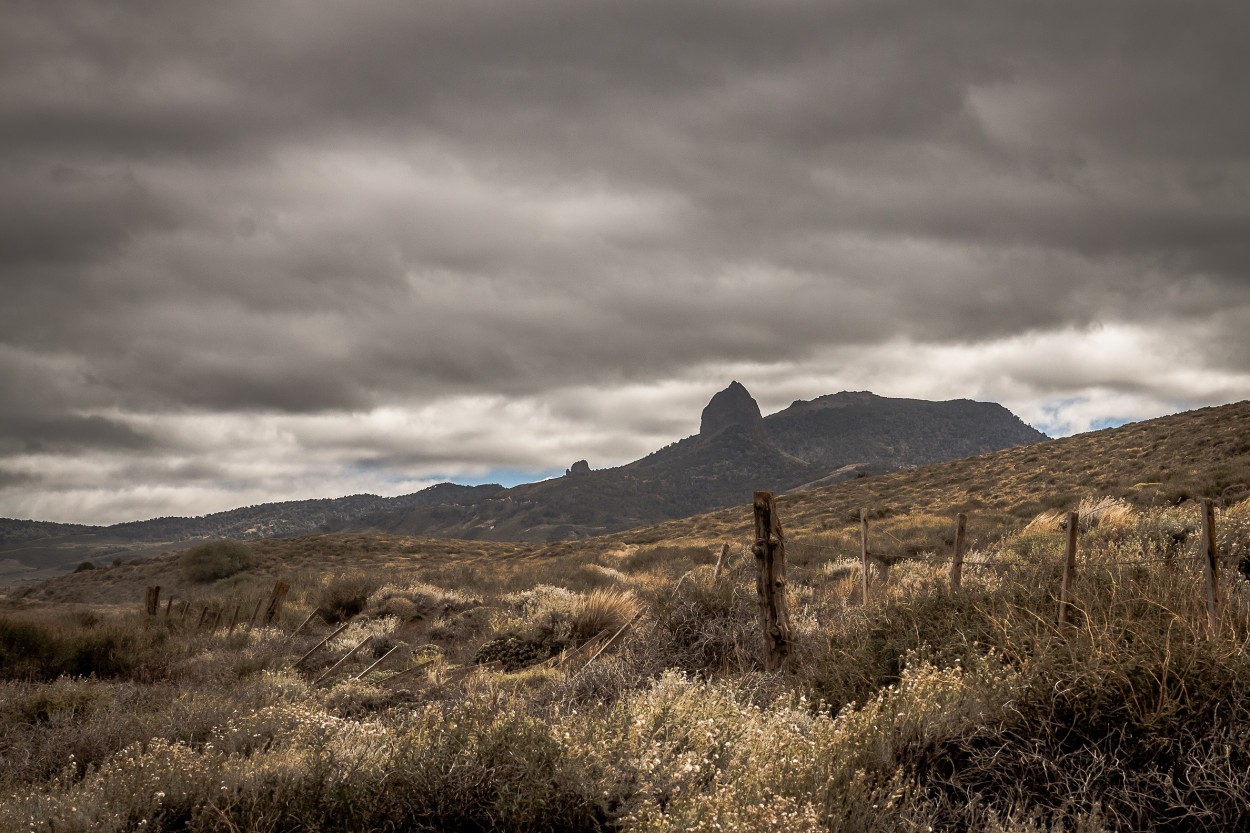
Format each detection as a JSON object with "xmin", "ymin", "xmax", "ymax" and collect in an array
[
  {"xmin": 226, "ymin": 604, "xmax": 241, "ymax": 635},
  {"xmin": 164, "ymin": 598, "xmax": 173, "ymax": 617},
  {"xmin": 292, "ymin": 622, "xmax": 352, "ymax": 669},
  {"xmin": 860, "ymin": 509, "xmax": 871, "ymax": 605},
  {"xmin": 247, "ymin": 598, "xmax": 265, "ymax": 631},
  {"xmin": 210, "ymin": 607, "xmax": 223, "ymax": 632},
  {"xmin": 263, "ymin": 581, "xmax": 290, "ymax": 627},
  {"xmin": 950, "ymin": 513, "xmax": 967, "ymax": 592},
  {"xmin": 1201, "ymin": 499, "xmax": 1220, "ymax": 637},
  {"xmin": 145, "ymin": 586, "xmax": 160, "ymax": 616},
  {"xmin": 313, "ymin": 636, "xmax": 374, "ymax": 686},
  {"xmin": 752, "ymin": 492, "xmax": 792, "ymax": 672},
  {"xmin": 713, "ymin": 542, "xmax": 731, "ymax": 581},
  {"xmin": 1058, "ymin": 511, "xmax": 1079, "ymax": 627},
  {"xmin": 196, "ymin": 605, "xmax": 210, "ymax": 629}
]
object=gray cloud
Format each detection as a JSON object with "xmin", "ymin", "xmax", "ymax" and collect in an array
[{"xmin": 2, "ymin": 0, "xmax": 1248, "ymax": 523}]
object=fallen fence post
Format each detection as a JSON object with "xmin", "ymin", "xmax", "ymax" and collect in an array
[
  {"xmin": 290, "ymin": 608, "xmax": 323, "ymax": 638},
  {"xmin": 313, "ymin": 636, "xmax": 373, "ymax": 686},
  {"xmin": 1201, "ymin": 498, "xmax": 1221, "ymax": 637},
  {"xmin": 355, "ymin": 645, "xmax": 402, "ymax": 680},
  {"xmin": 752, "ymin": 491, "xmax": 792, "ymax": 672},
  {"xmin": 291, "ymin": 622, "xmax": 351, "ymax": 669},
  {"xmin": 580, "ymin": 611, "xmax": 642, "ymax": 670},
  {"xmin": 950, "ymin": 513, "xmax": 967, "ymax": 592},
  {"xmin": 1058, "ymin": 511, "xmax": 1079, "ymax": 628},
  {"xmin": 860, "ymin": 509, "xmax": 871, "ymax": 605}
]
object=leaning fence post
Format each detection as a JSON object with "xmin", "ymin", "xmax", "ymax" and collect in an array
[
  {"xmin": 860, "ymin": 509, "xmax": 871, "ymax": 605},
  {"xmin": 752, "ymin": 491, "xmax": 792, "ymax": 672},
  {"xmin": 145, "ymin": 586, "xmax": 160, "ymax": 616},
  {"xmin": 1058, "ymin": 511, "xmax": 1079, "ymax": 627},
  {"xmin": 1201, "ymin": 499, "xmax": 1220, "ymax": 637},
  {"xmin": 263, "ymin": 581, "xmax": 290, "ymax": 627},
  {"xmin": 713, "ymin": 542, "xmax": 731, "ymax": 581},
  {"xmin": 247, "ymin": 598, "xmax": 265, "ymax": 631},
  {"xmin": 950, "ymin": 513, "xmax": 967, "ymax": 592}
]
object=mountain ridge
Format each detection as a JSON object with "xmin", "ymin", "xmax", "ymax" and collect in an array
[{"xmin": 0, "ymin": 385, "xmax": 1045, "ymax": 579}]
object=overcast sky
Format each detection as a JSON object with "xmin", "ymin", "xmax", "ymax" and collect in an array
[{"xmin": 3, "ymin": 1, "xmax": 1249, "ymax": 525}]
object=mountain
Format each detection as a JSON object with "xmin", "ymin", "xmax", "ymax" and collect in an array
[
  {"xmin": 0, "ymin": 484, "xmax": 503, "ymax": 582},
  {"xmin": 341, "ymin": 384, "xmax": 1045, "ymax": 542},
  {"xmin": 0, "ymin": 384, "xmax": 1044, "ymax": 579}
]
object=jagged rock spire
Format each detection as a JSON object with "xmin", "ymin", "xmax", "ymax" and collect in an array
[{"xmin": 699, "ymin": 381, "xmax": 764, "ymax": 437}]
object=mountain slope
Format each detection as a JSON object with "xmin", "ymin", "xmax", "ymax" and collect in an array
[
  {"xmin": 1, "ymin": 383, "xmax": 1047, "ymax": 575},
  {"xmin": 349, "ymin": 383, "xmax": 1046, "ymax": 542}
]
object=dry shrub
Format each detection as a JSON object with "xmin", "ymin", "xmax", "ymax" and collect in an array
[
  {"xmin": 570, "ymin": 588, "xmax": 638, "ymax": 642},
  {"xmin": 365, "ymin": 580, "xmax": 481, "ymax": 622},
  {"xmin": 317, "ymin": 573, "xmax": 380, "ymax": 623},
  {"xmin": 179, "ymin": 540, "xmax": 253, "ymax": 583},
  {"xmin": 1077, "ymin": 495, "xmax": 1137, "ymax": 533}
]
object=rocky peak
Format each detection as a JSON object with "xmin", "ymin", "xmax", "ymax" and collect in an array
[
  {"xmin": 699, "ymin": 381, "xmax": 764, "ymax": 437},
  {"xmin": 565, "ymin": 460, "xmax": 591, "ymax": 477}
]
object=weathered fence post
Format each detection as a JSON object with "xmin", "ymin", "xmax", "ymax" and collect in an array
[
  {"xmin": 1058, "ymin": 511, "xmax": 1079, "ymax": 627},
  {"xmin": 247, "ymin": 598, "xmax": 265, "ymax": 631},
  {"xmin": 145, "ymin": 586, "xmax": 160, "ymax": 616},
  {"xmin": 752, "ymin": 491, "xmax": 792, "ymax": 672},
  {"xmin": 950, "ymin": 513, "xmax": 967, "ymax": 592},
  {"xmin": 292, "ymin": 622, "xmax": 352, "ymax": 669},
  {"xmin": 226, "ymin": 604, "xmax": 242, "ymax": 635},
  {"xmin": 1201, "ymin": 498, "xmax": 1220, "ymax": 637},
  {"xmin": 314, "ymin": 636, "xmax": 374, "ymax": 685},
  {"xmin": 713, "ymin": 542, "xmax": 731, "ymax": 581},
  {"xmin": 210, "ymin": 606, "xmax": 223, "ymax": 632},
  {"xmin": 263, "ymin": 580, "xmax": 290, "ymax": 627},
  {"xmin": 860, "ymin": 508, "xmax": 871, "ymax": 605},
  {"xmin": 164, "ymin": 598, "xmax": 173, "ymax": 617}
]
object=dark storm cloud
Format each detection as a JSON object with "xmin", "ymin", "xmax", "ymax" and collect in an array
[
  {"xmin": 2, "ymin": 0, "xmax": 1249, "ymax": 523},
  {"xmin": 0, "ymin": 413, "xmax": 153, "ymax": 455}
]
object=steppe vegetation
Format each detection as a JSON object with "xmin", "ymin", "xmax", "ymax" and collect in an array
[
  {"xmin": 2, "ymin": 493, "xmax": 1250, "ymax": 832},
  {"xmin": 3, "ymin": 403, "xmax": 1250, "ymax": 831}
]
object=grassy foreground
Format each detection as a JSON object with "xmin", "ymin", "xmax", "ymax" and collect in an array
[{"xmin": 3, "ymin": 497, "xmax": 1250, "ymax": 832}]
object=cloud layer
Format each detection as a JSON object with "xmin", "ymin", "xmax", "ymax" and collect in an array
[{"xmin": 2, "ymin": 1, "xmax": 1248, "ymax": 524}]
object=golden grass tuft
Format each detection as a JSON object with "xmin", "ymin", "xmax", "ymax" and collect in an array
[{"xmin": 570, "ymin": 588, "xmax": 639, "ymax": 642}]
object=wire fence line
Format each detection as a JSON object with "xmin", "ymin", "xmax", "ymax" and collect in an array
[{"xmin": 733, "ymin": 496, "xmax": 1239, "ymax": 634}]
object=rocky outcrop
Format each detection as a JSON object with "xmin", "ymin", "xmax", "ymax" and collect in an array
[
  {"xmin": 699, "ymin": 381, "xmax": 764, "ymax": 438},
  {"xmin": 565, "ymin": 460, "xmax": 591, "ymax": 476}
]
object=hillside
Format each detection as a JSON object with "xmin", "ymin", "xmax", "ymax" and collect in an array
[
  {"xmin": 5, "ymin": 398, "xmax": 1250, "ymax": 832},
  {"xmin": 603, "ymin": 398, "xmax": 1250, "ymax": 551},
  {"xmin": 2, "ymin": 384, "xmax": 1044, "ymax": 580},
  {"xmin": 26, "ymin": 398, "xmax": 1248, "ymax": 607},
  {"xmin": 344, "ymin": 382, "xmax": 1045, "ymax": 542},
  {"xmin": 0, "ymin": 484, "xmax": 504, "ymax": 583}
]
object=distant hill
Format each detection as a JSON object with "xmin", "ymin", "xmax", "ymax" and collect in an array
[
  {"xmin": 0, "ymin": 484, "xmax": 503, "ymax": 581},
  {"xmin": 342, "ymin": 383, "xmax": 1045, "ymax": 542},
  {"xmin": 0, "ymin": 383, "xmax": 1044, "ymax": 578}
]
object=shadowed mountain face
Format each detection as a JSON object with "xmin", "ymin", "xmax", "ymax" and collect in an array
[
  {"xmin": 343, "ymin": 383, "xmax": 1046, "ymax": 542},
  {"xmin": 0, "ymin": 384, "xmax": 1046, "ymax": 576}
]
